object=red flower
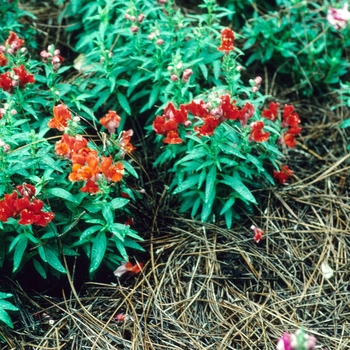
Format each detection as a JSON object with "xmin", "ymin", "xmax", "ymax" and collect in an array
[
  {"xmin": 100, "ymin": 110, "xmax": 121, "ymax": 134},
  {"xmin": 13, "ymin": 65, "xmax": 35, "ymax": 88},
  {"xmin": 0, "ymin": 190, "xmax": 54, "ymax": 226},
  {"xmin": 220, "ymin": 95, "xmax": 241, "ymax": 120},
  {"xmin": 163, "ymin": 130, "xmax": 183, "ymax": 144},
  {"xmin": 16, "ymin": 184, "xmax": 36, "ymax": 198},
  {"xmin": 5, "ymin": 32, "xmax": 24, "ymax": 51},
  {"xmin": 194, "ymin": 116, "xmax": 220, "ymax": 136},
  {"xmin": 274, "ymin": 165, "xmax": 293, "ymax": 184},
  {"xmin": 0, "ymin": 52, "xmax": 8, "ymax": 67},
  {"xmin": 0, "ymin": 191, "xmax": 18, "ymax": 222},
  {"xmin": 48, "ymin": 104, "xmax": 72, "ymax": 131},
  {"xmin": 282, "ymin": 104, "xmax": 301, "ymax": 128},
  {"xmin": 184, "ymin": 100, "xmax": 208, "ymax": 118},
  {"xmin": 113, "ymin": 261, "xmax": 143, "ymax": 277},
  {"xmin": 283, "ymin": 132, "xmax": 297, "ymax": 148},
  {"xmin": 262, "ymin": 102, "xmax": 280, "ymax": 121},
  {"xmin": 249, "ymin": 121, "xmax": 270, "ymax": 142},
  {"xmin": 218, "ymin": 28, "xmax": 234, "ymax": 53},
  {"xmin": 0, "ymin": 72, "xmax": 13, "ymax": 92},
  {"xmin": 251, "ymin": 225, "xmax": 264, "ymax": 243}
]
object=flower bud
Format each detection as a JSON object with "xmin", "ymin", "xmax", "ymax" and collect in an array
[
  {"xmin": 251, "ymin": 86, "xmax": 259, "ymax": 93},
  {"xmin": 254, "ymin": 76, "xmax": 262, "ymax": 86},
  {"xmin": 124, "ymin": 13, "xmax": 131, "ymax": 20},
  {"xmin": 170, "ymin": 74, "xmax": 178, "ymax": 81},
  {"xmin": 148, "ymin": 32, "xmax": 156, "ymax": 40},
  {"xmin": 138, "ymin": 14, "xmax": 145, "ymax": 23},
  {"xmin": 182, "ymin": 68, "xmax": 193, "ymax": 83},
  {"xmin": 131, "ymin": 26, "xmax": 139, "ymax": 33},
  {"xmin": 156, "ymin": 39, "xmax": 164, "ymax": 45},
  {"xmin": 0, "ymin": 45, "xmax": 5, "ymax": 53},
  {"xmin": 20, "ymin": 47, "xmax": 27, "ymax": 53},
  {"xmin": 10, "ymin": 109, "xmax": 17, "ymax": 115},
  {"xmin": 6, "ymin": 48, "xmax": 14, "ymax": 55},
  {"xmin": 176, "ymin": 62, "xmax": 183, "ymax": 70},
  {"xmin": 54, "ymin": 49, "xmax": 60, "ymax": 55},
  {"xmin": 130, "ymin": 16, "xmax": 136, "ymax": 22},
  {"xmin": 167, "ymin": 66, "xmax": 173, "ymax": 71},
  {"xmin": 235, "ymin": 65, "xmax": 243, "ymax": 72}
]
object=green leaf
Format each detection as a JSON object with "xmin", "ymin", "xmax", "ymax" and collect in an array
[
  {"xmin": 115, "ymin": 238, "xmax": 128, "ymax": 260},
  {"xmin": 80, "ymin": 225, "xmax": 103, "ymax": 241},
  {"xmin": 221, "ymin": 172, "xmax": 257, "ymax": 204},
  {"xmin": 220, "ymin": 197, "xmax": 236, "ymax": 215},
  {"xmin": 191, "ymin": 197, "xmax": 201, "ymax": 218},
  {"xmin": 102, "ymin": 205, "xmax": 114, "ymax": 226},
  {"xmin": 33, "ymin": 259, "xmax": 47, "ymax": 279},
  {"xmin": 0, "ymin": 308, "xmax": 14, "ymax": 328},
  {"xmin": 172, "ymin": 175, "xmax": 200, "ymax": 194},
  {"xmin": 110, "ymin": 198, "xmax": 129, "ymax": 210},
  {"xmin": 148, "ymin": 84, "xmax": 160, "ymax": 109},
  {"xmin": 219, "ymin": 144, "xmax": 246, "ymax": 159},
  {"xmin": 89, "ymin": 231, "xmax": 107, "ymax": 273},
  {"xmin": 13, "ymin": 235, "xmax": 28, "ymax": 273},
  {"xmin": 0, "ymin": 300, "xmax": 19, "ymax": 311},
  {"xmin": 43, "ymin": 246, "xmax": 66, "ymax": 274},
  {"xmin": 199, "ymin": 63, "xmax": 208, "ymax": 79},
  {"xmin": 205, "ymin": 166, "xmax": 216, "ymax": 203},
  {"xmin": 117, "ymin": 92, "xmax": 131, "ymax": 115},
  {"xmin": 122, "ymin": 160, "xmax": 139, "ymax": 178},
  {"xmin": 123, "ymin": 237, "xmax": 145, "ymax": 251},
  {"xmin": 47, "ymin": 188, "xmax": 79, "ymax": 204},
  {"xmin": 201, "ymin": 187, "xmax": 216, "ymax": 222},
  {"xmin": 224, "ymin": 208, "xmax": 233, "ymax": 229}
]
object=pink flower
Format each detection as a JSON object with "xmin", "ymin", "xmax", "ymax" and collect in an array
[
  {"xmin": 327, "ymin": 4, "xmax": 350, "ymax": 30},
  {"xmin": 182, "ymin": 68, "xmax": 193, "ymax": 83},
  {"xmin": 113, "ymin": 261, "xmax": 143, "ymax": 277}
]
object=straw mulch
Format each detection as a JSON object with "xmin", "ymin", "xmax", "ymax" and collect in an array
[{"xmin": 1, "ymin": 100, "xmax": 349, "ymax": 350}]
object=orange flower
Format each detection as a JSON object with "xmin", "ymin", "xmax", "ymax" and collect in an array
[
  {"xmin": 120, "ymin": 129, "xmax": 136, "ymax": 154},
  {"xmin": 100, "ymin": 110, "xmax": 121, "ymax": 134},
  {"xmin": 100, "ymin": 157, "xmax": 124, "ymax": 182},
  {"xmin": 48, "ymin": 104, "xmax": 72, "ymax": 131},
  {"xmin": 80, "ymin": 179, "xmax": 100, "ymax": 194},
  {"xmin": 218, "ymin": 28, "xmax": 234, "ymax": 53},
  {"xmin": 0, "ymin": 72, "xmax": 13, "ymax": 92},
  {"xmin": 163, "ymin": 130, "xmax": 183, "ymax": 144},
  {"xmin": 0, "ymin": 53, "xmax": 8, "ymax": 67},
  {"xmin": 69, "ymin": 152, "xmax": 100, "ymax": 182},
  {"xmin": 55, "ymin": 134, "xmax": 89, "ymax": 158}
]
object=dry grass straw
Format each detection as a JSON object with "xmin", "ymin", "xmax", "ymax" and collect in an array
[{"xmin": 1, "ymin": 102, "xmax": 350, "ymax": 349}]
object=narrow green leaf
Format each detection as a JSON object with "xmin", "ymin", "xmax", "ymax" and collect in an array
[
  {"xmin": 102, "ymin": 205, "xmax": 114, "ymax": 226},
  {"xmin": 89, "ymin": 231, "xmax": 107, "ymax": 273},
  {"xmin": 13, "ymin": 235, "xmax": 28, "ymax": 272},
  {"xmin": 191, "ymin": 197, "xmax": 201, "ymax": 218},
  {"xmin": 172, "ymin": 175, "xmax": 200, "ymax": 194},
  {"xmin": 43, "ymin": 246, "xmax": 66, "ymax": 274},
  {"xmin": 33, "ymin": 259, "xmax": 47, "ymax": 279},
  {"xmin": 115, "ymin": 238, "xmax": 128, "ymax": 261},
  {"xmin": 122, "ymin": 160, "xmax": 139, "ymax": 178},
  {"xmin": 0, "ymin": 300, "xmax": 19, "ymax": 311},
  {"xmin": 47, "ymin": 188, "xmax": 79, "ymax": 204},
  {"xmin": 80, "ymin": 225, "xmax": 103, "ymax": 241},
  {"xmin": 201, "ymin": 187, "xmax": 216, "ymax": 222},
  {"xmin": 117, "ymin": 92, "xmax": 131, "ymax": 115},
  {"xmin": 224, "ymin": 208, "xmax": 233, "ymax": 229},
  {"xmin": 110, "ymin": 198, "xmax": 129, "ymax": 210},
  {"xmin": 0, "ymin": 308, "xmax": 14, "ymax": 328},
  {"xmin": 220, "ymin": 197, "xmax": 236, "ymax": 215},
  {"xmin": 205, "ymin": 166, "xmax": 216, "ymax": 203},
  {"xmin": 148, "ymin": 84, "xmax": 160, "ymax": 109}
]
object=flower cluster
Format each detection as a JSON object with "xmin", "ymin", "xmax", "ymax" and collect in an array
[
  {"xmin": 167, "ymin": 61, "xmax": 193, "ymax": 83},
  {"xmin": 277, "ymin": 329, "xmax": 316, "ymax": 350},
  {"xmin": 40, "ymin": 44, "xmax": 65, "ymax": 71},
  {"xmin": 153, "ymin": 94, "xmax": 273, "ymax": 144},
  {"xmin": 262, "ymin": 102, "xmax": 302, "ymax": 147},
  {"xmin": 0, "ymin": 32, "xmax": 34, "ymax": 93},
  {"xmin": 124, "ymin": 9, "xmax": 145, "ymax": 34},
  {"xmin": 327, "ymin": 3, "xmax": 350, "ymax": 30},
  {"xmin": 0, "ymin": 184, "xmax": 54, "ymax": 226},
  {"xmin": 50, "ymin": 105, "xmax": 136, "ymax": 194}
]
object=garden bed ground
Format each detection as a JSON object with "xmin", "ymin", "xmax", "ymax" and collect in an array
[
  {"xmin": 1, "ymin": 1, "xmax": 350, "ymax": 349},
  {"xmin": 1, "ymin": 100, "xmax": 350, "ymax": 349}
]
